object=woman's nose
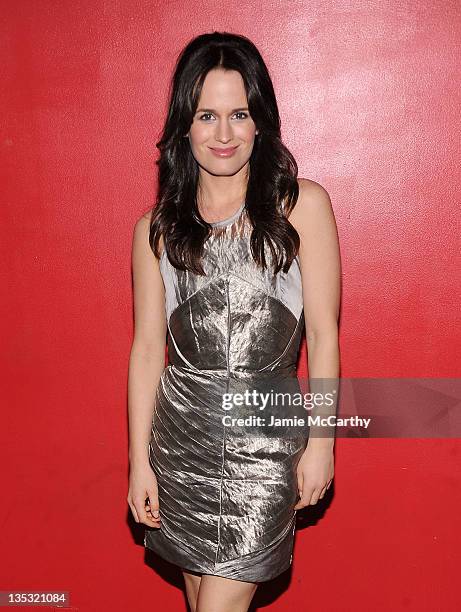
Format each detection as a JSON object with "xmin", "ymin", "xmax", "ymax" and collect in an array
[{"xmin": 215, "ymin": 120, "xmax": 233, "ymax": 142}]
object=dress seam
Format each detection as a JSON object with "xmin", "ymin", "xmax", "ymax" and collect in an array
[
  {"xmin": 259, "ymin": 310, "xmax": 304, "ymax": 372},
  {"xmin": 215, "ymin": 275, "xmax": 231, "ymax": 565}
]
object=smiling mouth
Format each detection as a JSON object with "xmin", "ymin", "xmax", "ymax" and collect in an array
[{"xmin": 209, "ymin": 146, "xmax": 239, "ymax": 156}]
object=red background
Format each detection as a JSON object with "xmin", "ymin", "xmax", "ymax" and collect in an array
[{"xmin": 1, "ymin": 1, "xmax": 460, "ymax": 610}]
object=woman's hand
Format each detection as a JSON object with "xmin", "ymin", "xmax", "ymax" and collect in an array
[
  {"xmin": 294, "ymin": 442, "xmax": 334, "ymax": 510},
  {"xmin": 127, "ymin": 462, "xmax": 161, "ymax": 528}
]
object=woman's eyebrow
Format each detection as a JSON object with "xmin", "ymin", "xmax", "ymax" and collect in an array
[{"xmin": 196, "ymin": 107, "xmax": 249, "ymax": 113}]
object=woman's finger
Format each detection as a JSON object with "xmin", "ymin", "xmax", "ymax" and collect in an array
[
  {"xmin": 128, "ymin": 500, "xmax": 140, "ymax": 523},
  {"xmin": 135, "ymin": 498, "xmax": 160, "ymax": 527},
  {"xmin": 308, "ymin": 486, "xmax": 324, "ymax": 505},
  {"xmin": 318, "ymin": 484, "xmax": 328, "ymax": 499},
  {"xmin": 147, "ymin": 492, "xmax": 161, "ymax": 519},
  {"xmin": 145, "ymin": 507, "xmax": 162, "ymax": 524}
]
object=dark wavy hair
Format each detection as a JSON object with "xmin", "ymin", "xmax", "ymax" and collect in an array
[{"xmin": 148, "ymin": 31, "xmax": 300, "ymax": 275}]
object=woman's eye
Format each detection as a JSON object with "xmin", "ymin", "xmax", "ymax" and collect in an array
[{"xmin": 198, "ymin": 112, "xmax": 249, "ymax": 121}]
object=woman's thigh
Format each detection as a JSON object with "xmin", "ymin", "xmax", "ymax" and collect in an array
[
  {"xmin": 196, "ymin": 574, "xmax": 258, "ymax": 612},
  {"xmin": 182, "ymin": 570, "xmax": 202, "ymax": 612}
]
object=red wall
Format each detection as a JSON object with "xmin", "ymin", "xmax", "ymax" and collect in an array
[{"xmin": 1, "ymin": 1, "xmax": 459, "ymax": 610}]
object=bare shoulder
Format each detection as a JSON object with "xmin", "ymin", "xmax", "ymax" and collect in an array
[
  {"xmin": 288, "ymin": 178, "xmax": 336, "ymax": 236},
  {"xmin": 297, "ymin": 177, "xmax": 331, "ymax": 202},
  {"xmin": 134, "ymin": 210, "xmax": 152, "ymax": 234},
  {"xmin": 133, "ymin": 209, "xmax": 164, "ymax": 258},
  {"xmin": 287, "ymin": 178, "xmax": 335, "ymax": 234}
]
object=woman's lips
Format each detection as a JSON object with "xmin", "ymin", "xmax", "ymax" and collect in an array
[{"xmin": 209, "ymin": 146, "xmax": 239, "ymax": 158}]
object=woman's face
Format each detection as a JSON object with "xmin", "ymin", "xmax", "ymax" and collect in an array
[{"xmin": 187, "ymin": 68, "xmax": 258, "ymax": 177}]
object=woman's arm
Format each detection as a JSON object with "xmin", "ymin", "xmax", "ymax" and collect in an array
[
  {"xmin": 289, "ymin": 178, "xmax": 341, "ymax": 506},
  {"xmin": 128, "ymin": 212, "xmax": 167, "ymax": 470}
]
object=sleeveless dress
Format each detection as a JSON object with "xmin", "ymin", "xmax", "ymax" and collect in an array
[{"xmin": 144, "ymin": 201, "xmax": 308, "ymax": 583}]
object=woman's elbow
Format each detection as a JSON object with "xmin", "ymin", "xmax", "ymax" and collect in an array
[{"xmin": 305, "ymin": 323, "xmax": 339, "ymax": 346}]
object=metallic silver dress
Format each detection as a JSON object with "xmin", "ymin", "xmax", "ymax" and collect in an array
[{"xmin": 144, "ymin": 201, "xmax": 308, "ymax": 583}]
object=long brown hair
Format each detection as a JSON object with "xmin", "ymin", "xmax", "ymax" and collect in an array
[{"xmin": 149, "ymin": 31, "xmax": 300, "ymax": 275}]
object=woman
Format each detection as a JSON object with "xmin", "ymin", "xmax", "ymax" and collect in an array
[{"xmin": 127, "ymin": 31, "xmax": 340, "ymax": 612}]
